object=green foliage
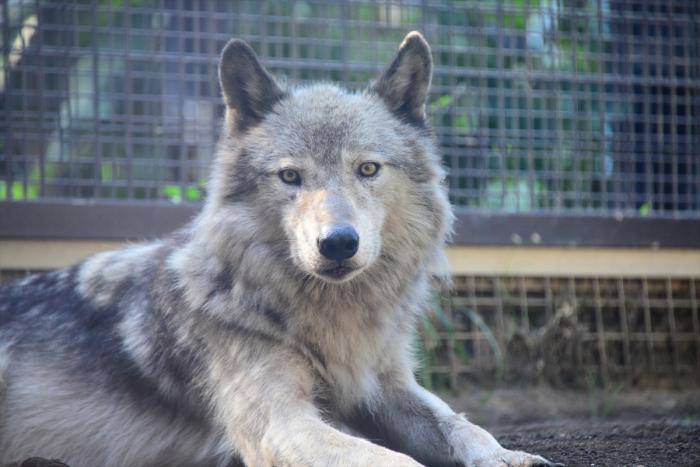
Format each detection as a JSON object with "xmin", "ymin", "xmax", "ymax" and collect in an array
[
  {"xmin": 4, "ymin": 0, "xmax": 618, "ymax": 212},
  {"xmin": 0, "ymin": 182, "xmax": 40, "ymax": 201},
  {"xmin": 416, "ymin": 293, "xmax": 504, "ymax": 391},
  {"xmin": 638, "ymin": 203, "xmax": 652, "ymax": 217},
  {"xmin": 161, "ymin": 183, "xmax": 205, "ymax": 203}
]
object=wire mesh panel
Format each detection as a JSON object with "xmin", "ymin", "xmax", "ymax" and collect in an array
[
  {"xmin": 419, "ymin": 275, "xmax": 700, "ymax": 389},
  {"xmin": 2, "ymin": 0, "xmax": 699, "ymax": 216}
]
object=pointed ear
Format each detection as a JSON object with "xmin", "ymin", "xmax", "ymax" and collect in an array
[
  {"xmin": 370, "ymin": 31, "xmax": 433, "ymax": 127},
  {"xmin": 219, "ymin": 39, "xmax": 285, "ymax": 131}
]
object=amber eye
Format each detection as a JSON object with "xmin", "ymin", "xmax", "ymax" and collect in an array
[
  {"xmin": 279, "ymin": 169, "xmax": 301, "ymax": 186},
  {"xmin": 358, "ymin": 162, "xmax": 380, "ymax": 178}
]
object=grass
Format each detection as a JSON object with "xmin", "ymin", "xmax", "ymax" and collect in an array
[
  {"xmin": 585, "ymin": 369, "xmax": 626, "ymax": 419},
  {"xmin": 416, "ymin": 292, "xmax": 504, "ymax": 392}
]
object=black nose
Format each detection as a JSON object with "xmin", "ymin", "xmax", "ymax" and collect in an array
[{"xmin": 318, "ymin": 224, "xmax": 359, "ymax": 261}]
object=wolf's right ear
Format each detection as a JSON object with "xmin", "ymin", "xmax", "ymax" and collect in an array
[{"xmin": 219, "ymin": 39, "xmax": 285, "ymax": 131}]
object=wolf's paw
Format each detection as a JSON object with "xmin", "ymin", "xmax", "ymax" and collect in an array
[
  {"xmin": 367, "ymin": 451, "xmax": 425, "ymax": 467},
  {"xmin": 473, "ymin": 449, "xmax": 563, "ymax": 467},
  {"xmin": 445, "ymin": 413, "xmax": 563, "ymax": 467},
  {"xmin": 340, "ymin": 439, "xmax": 425, "ymax": 467}
]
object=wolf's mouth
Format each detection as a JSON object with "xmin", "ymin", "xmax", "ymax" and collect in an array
[{"xmin": 317, "ymin": 264, "xmax": 357, "ymax": 280}]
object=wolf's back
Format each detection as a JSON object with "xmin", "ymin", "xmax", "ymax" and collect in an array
[
  {"xmin": 0, "ymin": 245, "xmax": 226, "ymax": 467},
  {"xmin": 0, "ymin": 265, "xmax": 150, "ymax": 401}
]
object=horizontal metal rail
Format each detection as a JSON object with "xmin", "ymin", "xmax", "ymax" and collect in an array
[{"xmin": 2, "ymin": 201, "xmax": 699, "ymax": 248}]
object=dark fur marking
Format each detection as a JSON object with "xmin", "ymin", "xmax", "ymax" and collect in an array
[
  {"xmin": 311, "ymin": 378, "xmax": 334, "ymax": 418},
  {"xmin": 298, "ymin": 338, "xmax": 328, "ymax": 374},
  {"xmin": 225, "ymin": 455, "xmax": 247, "ymax": 467},
  {"xmin": 219, "ymin": 320, "xmax": 284, "ymax": 347},
  {"xmin": 205, "ymin": 263, "xmax": 237, "ymax": 304},
  {"xmin": 224, "ymin": 150, "xmax": 261, "ymax": 202},
  {"xmin": 0, "ymin": 270, "xmax": 67, "ymax": 327},
  {"xmin": 146, "ymin": 258, "xmax": 214, "ymax": 416},
  {"xmin": 230, "ymin": 272, "xmax": 288, "ymax": 332},
  {"xmin": 345, "ymin": 390, "xmax": 454, "ymax": 467},
  {"xmin": 259, "ymin": 306, "xmax": 286, "ymax": 330},
  {"xmin": 215, "ymin": 264, "xmax": 235, "ymax": 292},
  {"xmin": 1, "ymin": 263, "xmax": 210, "ymax": 427}
]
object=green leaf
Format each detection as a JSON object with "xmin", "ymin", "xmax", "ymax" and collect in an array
[{"xmin": 639, "ymin": 203, "xmax": 652, "ymax": 216}]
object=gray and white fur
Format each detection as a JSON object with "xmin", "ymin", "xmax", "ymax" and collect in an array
[{"xmin": 0, "ymin": 32, "xmax": 555, "ymax": 467}]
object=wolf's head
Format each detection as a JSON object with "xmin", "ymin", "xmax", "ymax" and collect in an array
[{"xmin": 200, "ymin": 32, "xmax": 451, "ymax": 287}]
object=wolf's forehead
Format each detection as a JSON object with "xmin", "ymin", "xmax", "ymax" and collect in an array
[{"xmin": 263, "ymin": 85, "xmax": 391, "ymax": 160}]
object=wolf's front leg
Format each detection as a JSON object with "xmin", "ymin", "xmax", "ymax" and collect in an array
[
  {"xmin": 346, "ymin": 379, "xmax": 555, "ymax": 467},
  {"xmin": 207, "ymin": 348, "xmax": 424, "ymax": 467}
]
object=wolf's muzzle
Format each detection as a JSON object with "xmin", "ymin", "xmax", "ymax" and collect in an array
[{"xmin": 318, "ymin": 224, "xmax": 359, "ymax": 261}]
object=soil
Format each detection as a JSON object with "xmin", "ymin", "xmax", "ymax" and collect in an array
[
  {"xmin": 446, "ymin": 386, "xmax": 700, "ymax": 466},
  {"xmin": 494, "ymin": 419, "xmax": 700, "ymax": 466}
]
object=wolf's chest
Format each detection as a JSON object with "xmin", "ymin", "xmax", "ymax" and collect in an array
[{"xmin": 299, "ymin": 304, "xmax": 399, "ymax": 407}]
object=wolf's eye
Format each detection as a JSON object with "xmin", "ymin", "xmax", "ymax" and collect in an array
[
  {"xmin": 358, "ymin": 162, "xmax": 380, "ymax": 178},
  {"xmin": 279, "ymin": 169, "xmax": 301, "ymax": 186}
]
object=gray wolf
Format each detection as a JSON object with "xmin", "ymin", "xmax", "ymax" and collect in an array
[{"xmin": 0, "ymin": 32, "xmax": 555, "ymax": 467}]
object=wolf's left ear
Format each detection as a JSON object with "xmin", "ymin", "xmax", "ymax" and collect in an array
[
  {"xmin": 219, "ymin": 39, "xmax": 285, "ymax": 131},
  {"xmin": 370, "ymin": 31, "xmax": 432, "ymax": 127}
]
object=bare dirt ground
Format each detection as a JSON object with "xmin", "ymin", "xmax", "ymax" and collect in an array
[
  {"xmin": 495, "ymin": 419, "xmax": 699, "ymax": 466},
  {"xmin": 446, "ymin": 386, "xmax": 700, "ymax": 466}
]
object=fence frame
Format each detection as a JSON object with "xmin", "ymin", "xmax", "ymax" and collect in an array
[{"xmin": 2, "ymin": 201, "xmax": 700, "ymax": 248}]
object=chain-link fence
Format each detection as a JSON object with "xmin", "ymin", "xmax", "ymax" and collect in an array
[{"xmin": 2, "ymin": 0, "xmax": 699, "ymax": 217}]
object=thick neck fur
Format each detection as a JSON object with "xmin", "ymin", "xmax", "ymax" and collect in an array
[{"xmin": 171, "ymin": 209, "xmax": 430, "ymax": 408}]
